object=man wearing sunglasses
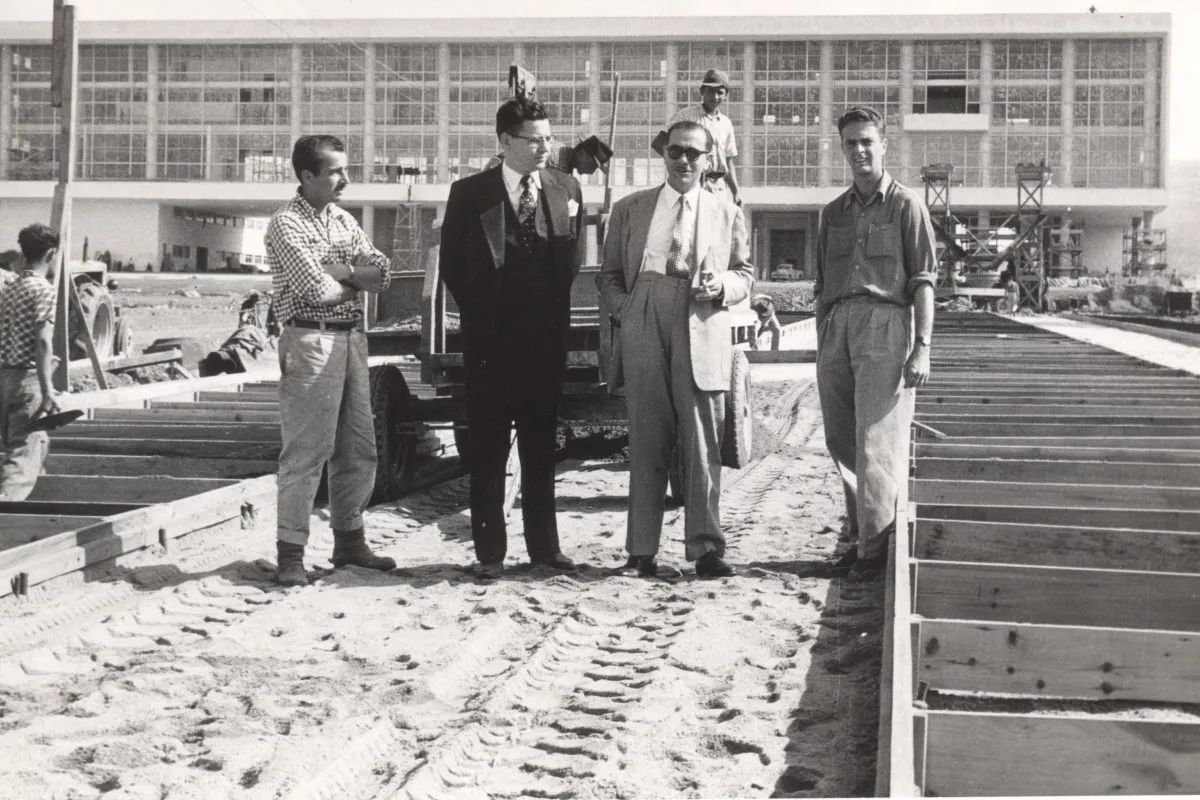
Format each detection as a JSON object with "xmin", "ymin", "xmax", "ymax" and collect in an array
[
  {"xmin": 659, "ymin": 68, "xmax": 741, "ymax": 205},
  {"xmin": 597, "ymin": 120, "xmax": 754, "ymax": 580},
  {"xmin": 439, "ymin": 97, "xmax": 584, "ymax": 580}
]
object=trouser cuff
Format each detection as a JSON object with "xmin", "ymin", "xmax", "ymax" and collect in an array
[{"xmin": 277, "ymin": 528, "xmax": 309, "ymax": 547}]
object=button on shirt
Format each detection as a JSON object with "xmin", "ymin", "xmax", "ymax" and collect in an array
[
  {"xmin": 265, "ymin": 192, "xmax": 392, "ymax": 325},
  {"xmin": 667, "ymin": 104, "xmax": 738, "ymax": 174},
  {"xmin": 643, "ymin": 183, "xmax": 702, "ymax": 276},
  {"xmin": 815, "ymin": 172, "xmax": 937, "ymax": 309},
  {"xmin": 0, "ymin": 271, "xmax": 55, "ymax": 368},
  {"xmin": 501, "ymin": 162, "xmax": 541, "ymax": 215}
]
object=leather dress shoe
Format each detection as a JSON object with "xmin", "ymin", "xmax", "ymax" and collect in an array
[
  {"xmin": 476, "ymin": 560, "xmax": 505, "ymax": 580},
  {"xmin": 614, "ymin": 555, "xmax": 658, "ymax": 578},
  {"xmin": 533, "ymin": 552, "xmax": 576, "ymax": 571},
  {"xmin": 695, "ymin": 552, "xmax": 735, "ymax": 579},
  {"xmin": 830, "ymin": 547, "xmax": 859, "ymax": 573}
]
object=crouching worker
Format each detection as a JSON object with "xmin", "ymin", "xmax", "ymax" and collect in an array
[
  {"xmin": 0, "ymin": 224, "xmax": 61, "ymax": 501},
  {"xmin": 749, "ymin": 294, "xmax": 782, "ymax": 351}
]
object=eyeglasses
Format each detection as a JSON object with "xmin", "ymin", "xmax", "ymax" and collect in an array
[
  {"xmin": 510, "ymin": 133, "xmax": 557, "ymax": 148},
  {"xmin": 665, "ymin": 145, "xmax": 709, "ymax": 162}
]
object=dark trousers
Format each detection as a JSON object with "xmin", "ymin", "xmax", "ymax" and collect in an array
[{"xmin": 464, "ymin": 333, "xmax": 565, "ymax": 563}]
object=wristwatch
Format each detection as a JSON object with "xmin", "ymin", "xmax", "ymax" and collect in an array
[{"xmin": 915, "ymin": 335, "xmax": 931, "ymax": 347}]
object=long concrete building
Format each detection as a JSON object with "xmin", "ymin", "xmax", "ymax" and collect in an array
[{"xmin": 0, "ymin": 13, "xmax": 1170, "ymax": 280}]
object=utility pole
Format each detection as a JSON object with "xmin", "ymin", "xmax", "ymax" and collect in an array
[{"xmin": 48, "ymin": 0, "xmax": 78, "ymax": 392}]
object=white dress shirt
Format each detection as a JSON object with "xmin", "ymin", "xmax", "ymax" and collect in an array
[
  {"xmin": 642, "ymin": 182, "xmax": 702, "ymax": 276},
  {"xmin": 501, "ymin": 162, "xmax": 541, "ymax": 215}
]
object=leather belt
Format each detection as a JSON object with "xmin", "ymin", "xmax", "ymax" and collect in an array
[{"xmin": 286, "ymin": 318, "xmax": 359, "ymax": 332}]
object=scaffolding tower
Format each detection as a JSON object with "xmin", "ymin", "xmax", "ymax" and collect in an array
[
  {"xmin": 1013, "ymin": 162, "xmax": 1052, "ymax": 311},
  {"xmin": 1122, "ymin": 217, "xmax": 1169, "ymax": 276}
]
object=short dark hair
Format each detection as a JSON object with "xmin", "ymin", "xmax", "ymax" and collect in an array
[
  {"xmin": 665, "ymin": 120, "xmax": 714, "ymax": 153},
  {"xmin": 837, "ymin": 106, "xmax": 886, "ymax": 137},
  {"xmin": 18, "ymin": 223, "xmax": 60, "ymax": 264},
  {"xmin": 291, "ymin": 135, "xmax": 345, "ymax": 180},
  {"xmin": 495, "ymin": 97, "xmax": 549, "ymax": 138}
]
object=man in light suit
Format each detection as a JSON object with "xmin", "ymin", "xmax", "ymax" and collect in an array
[
  {"xmin": 597, "ymin": 120, "xmax": 754, "ymax": 579},
  {"xmin": 439, "ymin": 97, "xmax": 584, "ymax": 580}
]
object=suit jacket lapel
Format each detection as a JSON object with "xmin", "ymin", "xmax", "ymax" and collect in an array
[
  {"xmin": 628, "ymin": 187, "xmax": 662, "ymax": 279},
  {"xmin": 540, "ymin": 169, "xmax": 569, "ymax": 241},
  {"xmin": 479, "ymin": 168, "xmax": 507, "ymax": 270},
  {"xmin": 694, "ymin": 189, "xmax": 716, "ymax": 274}
]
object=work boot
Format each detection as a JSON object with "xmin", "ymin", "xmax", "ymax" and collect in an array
[
  {"xmin": 331, "ymin": 528, "xmax": 396, "ymax": 571},
  {"xmin": 275, "ymin": 541, "xmax": 308, "ymax": 587}
]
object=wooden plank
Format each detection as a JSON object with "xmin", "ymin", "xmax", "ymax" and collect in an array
[
  {"xmin": 913, "ymin": 479, "xmax": 1200, "ymax": 510},
  {"xmin": 159, "ymin": 474, "xmax": 277, "ymax": 540},
  {"xmin": 916, "ymin": 421, "xmax": 1200, "ymax": 437},
  {"xmin": 43, "ymin": 453, "xmax": 277, "ymax": 479},
  {"xmin": 92, "ymin": 407, "xmax": 280, "ymax": 423},
  {"xmin": 923, "ymin": 711, "xmax": 1200, "ymax": 796},
  {"xmin": 28, "ymin": 475, "xmax": 236, "ymax": 504},
  {"xmin": 918, "ymin": 413, "xmax": 1200, "ymax": 425},
  {"xmin": 920, "ymin": 390, "xmax": 1200, "ymax": 403},
  {"xmin": 0, "ymin": 515, "xmax": 102, "ymax": 550},
  {"xmin": 914, "ymin": 443, "xmax": 1200, "ymax": 463},
  {"xmin": 915, "ymin": 458, "xmax": 1199, "ymax": 487},
  {"xmin": 148, "ymin": 400, "xmax": 279, "ymax": 411},
  {"xmin": 914, "ymin": 518, "xmax": 1200, "ymax": 573},
  {"xmin": 914, "ymin": 561, "xmax": 1200, "ymax": 632},
  {"xmin": 0, "ymin": 499, "xmax": 144, "ymax": 517},
  {"xmin": 918, "ymin": 436, "xmax": 1200, "ymax": 451},
  {"xmin": 52, "ymin": 422, "xmax": 281, "ymax": 441},
  {"xmin": 195, "ymin": 390, "xmax": 281, "ymax": 402},
  {"xmin": 68, "ymin": 367, "xmax": 281, "ymax": 410},
  {"xmin": 926, "ymin": 376, "xmax": 1195, "ymax": 388},
  {"xmin": 66, "ymin": 347, "xmax": 181, "ymax": 375},
  {"xmin": 917, "ymin": 620, "xmax": 1200, "ymax": 703},
  {"xmin": 52, "ymin": 437, "xmax": 280, "ymax": 460},
  {"xmin": 918, "ymin": 503, "xmax": 1200, "ymax": 533},
  {"xmin": 0, "ymin": 504, "xmax": 168, "ymax": 574},
  {"xmin": 878, "ymin": 497, "xmax": 918, "ymax": 796},
  {"xmin": 917, "ymin": 403, "xmax": 1200, "ymax": 418}
]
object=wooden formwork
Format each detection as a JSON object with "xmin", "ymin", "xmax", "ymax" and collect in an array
[{"xmin": 884, "ymin": 312, "xmax": 1200, "ymax": 797}]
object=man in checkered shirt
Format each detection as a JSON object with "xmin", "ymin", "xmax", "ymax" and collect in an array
[
  {"xmin": 265, "ymin": 134, "xmax": 395, "ymax": 587},
  {"xmin": 0, "ymin": 223, "xmax": 61, "ymax": 501}
]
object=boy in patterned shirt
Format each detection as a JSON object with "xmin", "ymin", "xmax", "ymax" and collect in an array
[{"xmin": 0, "ymin": 224, "xmax": 61, "ymax": 501}]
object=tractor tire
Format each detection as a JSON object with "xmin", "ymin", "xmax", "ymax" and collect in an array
[
  {"xmin": 70, "ymin": 279, "xmax": 115, "ymax": 361},
  {"xmin": 721, "ymin": 349, "xmax": 753, "ymax": 468},
  {"xmin": 370, "ymin": 365, "xmax": 417, "ymax": 503},
  {"xmin": 113, "ymin": 315, "xmax": 134, "ymax": 358}
]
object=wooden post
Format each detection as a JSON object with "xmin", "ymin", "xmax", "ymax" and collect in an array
[{"xmin": 48, "ymin": 1, "xmax": 78, "ymax": 393}]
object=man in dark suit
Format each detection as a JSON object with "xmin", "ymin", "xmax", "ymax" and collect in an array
[{"xmin": 439, "ymin": 97, "xmax": 584, "ymax": 579}]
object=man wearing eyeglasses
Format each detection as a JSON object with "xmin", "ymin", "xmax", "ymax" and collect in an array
[
  {"xmin": 597, "ymin": 120, "xmax": 754, "ymax": 580},
  {"xmin": 439, "ymin": 97, "xmax": 584, "ymax": 580}
]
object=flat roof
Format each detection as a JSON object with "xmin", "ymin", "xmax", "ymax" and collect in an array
[{"xmin": 0, "ymin": 13, "xmax": 1171, "ymax": 44}]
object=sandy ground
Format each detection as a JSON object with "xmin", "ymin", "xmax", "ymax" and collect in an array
[{"xmin": 0, "ymin": 361, "xmax": 884, "ymax": 799}]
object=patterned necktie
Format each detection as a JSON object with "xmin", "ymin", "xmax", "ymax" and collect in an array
[
  {"xmin": 518, "ymin": 174, "xmax": 537, "ymax": 248},
  {"xmin": 666, "ymin": 194, "xmax": 692, "ymax": 279}
]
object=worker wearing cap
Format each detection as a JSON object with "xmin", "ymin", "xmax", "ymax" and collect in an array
[
  {"xmin": 663, "ymin": 68, "xmax": 741, "ymax": 204},
  {"xmin": 0, "ymin": 223, "xmax": 61, "ymax": 501}
]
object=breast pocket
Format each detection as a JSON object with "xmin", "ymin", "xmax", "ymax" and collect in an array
[
  {"xmin": 828, "ymin": 225, "xmax": 855, "ymax": 259},
  {"xmin": 866, "ymin": 224, "xmax": 898, "ymax": 260}
]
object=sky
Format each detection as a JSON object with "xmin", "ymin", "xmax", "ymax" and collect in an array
[{"xmin": 3, "ymin": 0, "xmax": 1197, "ymax": 159}]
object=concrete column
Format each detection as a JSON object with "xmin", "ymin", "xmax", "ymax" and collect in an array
[
  {"xmin": 0, "ymin": 45, "xmax": 11, "ymax": 180},
  {"xmin": 290, "ymin": 44, "xmax": 302, "ymax": 144},
  {"xmin": 363, "ymin": 42, "xmax": 376, "ymax": 182},
  {"xmin": 740, "ymin": 41, "xmax": 755, "ymax": 189},
  {"xmin": 512, "ymin": 43, "xmax": 524, "ymax": 69},
  {"xmin": 437, "ymin": 43, "xmax": 450, "ymax": 183},
  {"xmin": 664, "ymin": 43, "xmax": 679, "ymax": 123},
  {"xmin": 1060, "ymin": 39, "xmax": 1075, "ymax": 188},
  {"xmin": 146, "ymin": 44, "xmax": 158, "ymax": 180},
  {"xmin": 362, "ymin": 203, "xmax": 375, "ymax": 242},
  {"xmin": 818, "ymin": 40, "xmax": 834, "ymax": 187},
  {"xmin": 1143, "ymin": 38, "xmax": 1160, "ymax": 188},
  {"xmin": 204, "ymin": 124, "xmax": 214, "ymax": 181},
  {"xmin": 899, "ymin": 42, "xmax": 914, "ymax": 187},
  {"xmin": 588, "ymin": 42, "xmax": 601, "ymax": 138},
  {"xmin": 978, "ymin": 39, "xmax": 992, "ymax": 187}
]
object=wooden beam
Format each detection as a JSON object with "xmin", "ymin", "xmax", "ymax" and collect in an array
[
  {"xmin": 914, "ymin": 421, "xmax": 1200, "ymax": 437},
  {"xmin": 148, "ymin": 400, "xmax": 279, "ymax": 411},
  {"xmin": 914, "ymin": 561, "xmax": 1200, "ymax": 632},
  {"xmin": 195, "ymin": 390, "xmax": 281, "ymax": 402},
  {"xmin": 917, "ymin": 436, "xmax": 1200, "ymax": 451},
  {"xmin": 918, "ymin": 413, "xmax": 1200, "ymax": 425},
  {"xmin": 0, "ymin": 504, "xmax": 168, "ymax": 574},
  {"xmin": 67, "ymin": 367, "xmax": 281, "ymax": 411},
  {"xmin": 918, "ymin": 403, "xmax": 1200, "ymax": 418},
  {"xmin": 878, "ymin": 496, "xmax": 919, "ymax": 796},
  {"xmin": 915, "ymin": 459, "xmax": 1199, "ymax": 488},
  {"xmin": 1, "ymin": 514, "xmax": 100, "ymax": 550},
  {"xmin": 51, "ymin": 422, "xmax": 281, "ymax": 441},
  {"xmin": 918, "ymin": 503, "xmax": 1200, "ymax": 533},
  {"xmin": 922, "ymin": 711, "xmax": 1200, "ymax": 796},
  {"xmin": 914, "ymin": 518, "xmax": 1200, "ymax": 573},
  {"xmin": 51, "ymin": 437, "xmax": 280, "ymax": 460},
  {"xmin": 920, "ymin": 390, "xmax": 1200, "ymax": 402},
  {"xmin": 913, "ymin": 479, "xmax": 1200, "ymax": 510},
  {"xmin": 914, "ymin": 443, "xmax": 1200, "ymax": 463},
  {"xmin": 43, "ymin": 453, "xmax": 277, "ymax": 479},
  {"xmin": 92, "ymin": 407, "xmax": 281, "ymax": 423},
  {"xmin": 927, "ymin": 376, "xmax": 1194, "ymax": 388},
  {"xmin": 0, "ymin": 499, "xmax": 143, "ymax": 517},
  {"xmin": 917, "ymin": 619, "xmax": 1200, "ymax": 703},
  {"xmin": 28, "ymin": 475, "xmax": 235, "ymax": 504}
]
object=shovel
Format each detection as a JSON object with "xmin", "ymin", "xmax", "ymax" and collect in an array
[{"xmin": 28, "ymin": 408, "xmax": 85, "ymax": 432}]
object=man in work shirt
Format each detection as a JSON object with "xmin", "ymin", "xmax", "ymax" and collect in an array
[
  {"xmin": 266, "ymin": 134, "xmax": 395, "ymax": 587},
  {"xmin": 0, "ymin": 224, "xmax": 60, "ymax": 501},
  {"xmin": 815, "ymin": 106, "xmax": 936, "ymax": 574},
  {"xmin": 662, "ymin": 68, "xmax": 741, "ymax": 204}
]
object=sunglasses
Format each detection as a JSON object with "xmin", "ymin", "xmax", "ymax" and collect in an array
[{"xmin": 665, "ymin": 145, "xmax": 709, "ymax": 161}]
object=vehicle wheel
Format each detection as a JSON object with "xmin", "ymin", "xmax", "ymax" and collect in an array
[
  {"xmin": 113, "ymin": 315, "xmax": 134, "ymax": 357},
  {"xmin": 721, "ymin": 349, "xmax": 753, "ymax": 468},
  {"xmin": 370, "ymin": 365, "xmax": 417, "ymax": 503},
  {"xmin": 70, "ymin": 279, "xmax": 114, "ymax": 360},
  {"xmin": 453, "ymin": 424, "xmax": 471, "ymax": 468},
  {"xmin": 667, "ymin": 442, "xmax": 685, "ymax": 507}
]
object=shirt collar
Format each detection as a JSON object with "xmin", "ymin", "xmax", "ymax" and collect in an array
[
  {"xmin": 843, "ymin": 171, "xmax": 894, "ymax": 210},
  {"xmin": 699, "ymin": 104, "xmax": 725, "ymax": 121},
  {"xmin": 502, "ymin": 162, "xmax": 541, "ymax": 195},
  {"xmin": 293, "ymin": 190, "xmax": 333, "ymax": 220},
  {"xmin": 662, "ymin": 181, "xmax": 702, "ymax": 209}
]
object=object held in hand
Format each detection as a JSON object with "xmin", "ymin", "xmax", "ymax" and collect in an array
[{"xmin": 29, "ymin": 408, "xmax": 84, "ymax": 432}]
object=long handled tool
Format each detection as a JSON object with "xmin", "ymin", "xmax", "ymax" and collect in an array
[{"xmin": 597, "ymin": 72, "xmax": 620, "ymax": 243}]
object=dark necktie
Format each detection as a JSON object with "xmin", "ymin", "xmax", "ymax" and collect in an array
[{"xmin": 518, "ymin": 174, "xmax": 537, "ymax": 248}]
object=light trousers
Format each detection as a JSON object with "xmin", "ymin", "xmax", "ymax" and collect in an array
[
  {"xmin": 0, "ymin": 367, "xmax": 49, "ymax": 501},
  {"xmin": 276, "ymin": 327, "xmax": 376, "ymax": 546},
  {"xmin": 816, "ymin": 301, "xmax": 914, "ymax": 559},
  {"xmin": 621, "ymin": 272, "xmax": 725, "ymax": 562}
]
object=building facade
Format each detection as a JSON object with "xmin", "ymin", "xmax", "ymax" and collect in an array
[{"xmin": 0, "ymin": 13, "xmax": 1170, "ymax": 279}]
